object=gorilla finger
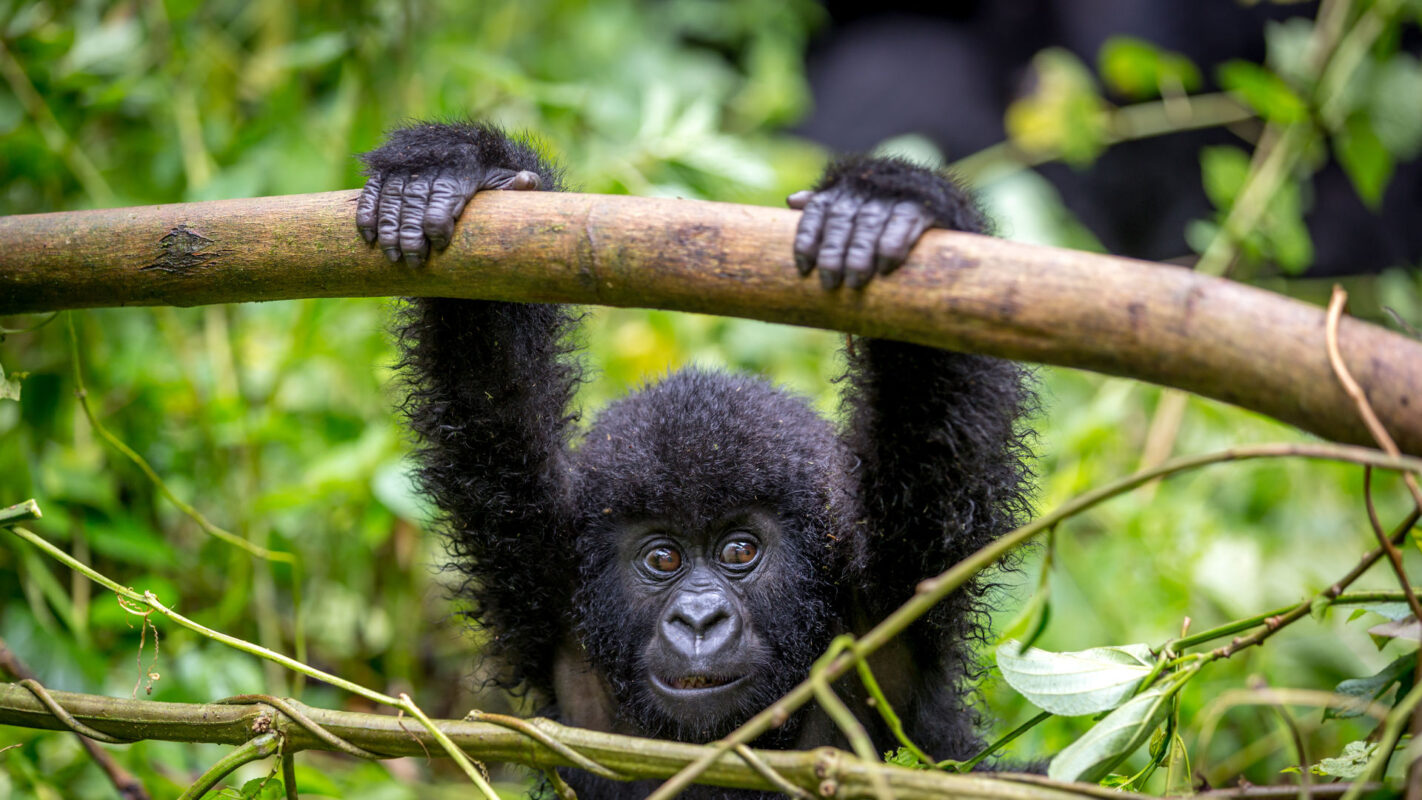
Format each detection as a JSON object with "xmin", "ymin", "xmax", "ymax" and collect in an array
[
  {"xmin": 356, "ymin": 174, "xmax": 383, "ymax": 243},
  {"xmin": 785, "ymin": 190, "xmax": 814, "ymax": 210},
  {"xmin": 423, "ymin": 171, "xmax": 472, "ymax": 250},
  {"xmin": 509, "ymin": 170, "xmax": 542, "ymax": 190},
  {"xmin": 876, "ymin": 202, "xmax": 932, "ymax": 274},
  {"xmin": 376, "ymin": 174, "xmax": 407, "ymax": 261},
  {"xmin": 815, "ymin": 192, "xmax": 865, "ymax": 289},
  {"xmin": 399, "ymin": 173, "xmax": 435, "ymax": 266},
  {"xmin": 793, "ymin": 189, "xmax": 839, "ymax": 275},
  {"xmin": 843, "ymin": 198, "xmax": 894, "ymax": 289}
]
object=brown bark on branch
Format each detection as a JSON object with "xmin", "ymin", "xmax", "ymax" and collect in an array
[
  {"xmin": 0, "ymin": 683, "xmax": 1107, "ymax": 800},
  {"xmin": 0, "ymin": 190, "xmax": 1418, "ymax": 454}
]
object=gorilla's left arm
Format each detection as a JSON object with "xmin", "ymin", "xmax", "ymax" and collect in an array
[{"xmin": 793, "ymin": 155, "xmax": 1037, "ymax": 626}]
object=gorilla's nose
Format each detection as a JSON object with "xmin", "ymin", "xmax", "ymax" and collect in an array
[{"xmin": 661, "ymin": 590, "xmax": 741, "ymax": 657}]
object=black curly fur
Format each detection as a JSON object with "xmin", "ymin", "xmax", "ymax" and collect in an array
[
  {"xmin": 361, "ymin": 121, "xmax": 566, "ymax": 189},
  {"xmin": 374, "ymin": 122, "xmax": 1036, "ymax": 797},
  {"xmin": 817, "ymin": 154, "xmax": 993, "ymax": 235}
]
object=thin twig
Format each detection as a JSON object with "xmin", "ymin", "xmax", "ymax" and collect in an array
[
  {"xmin": 1208, "ymin": 508, "xmax": 1420, "ymax": 661},
  {"xmin": 398, "ymin": 693, "xmax": 498, "ymax": 800},
  {"xmin": 1167, "ymin": 589, "xmax": 1422, "ymax": 652},
  {"xmin": 218, "ymin": 695, "xmax": 383, "ymax": 759},
  {"xmin": 1326, "ymin": 287, "xmax": 1422, "ymax": 512},
  {"xmin": 469, "ymin": 710, "xmax": 627, "ymax": 780},
  {"xmin": 282, "ymin": 753, "xmax": 298, "ymax": 800},
  {"xmin": 808, "ymin": 637, "xmax": 894, "ymax": 800},
  {"xmin": 734, "ymin": 744, "xmax": 814, "ymax": 800},
  {"xmin": 1327, "ymin": 285, "xmax": 1422, "ymax": 800}
]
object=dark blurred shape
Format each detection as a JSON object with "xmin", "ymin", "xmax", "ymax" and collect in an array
[{"xmin": 797, "ymin": 0, "xmax": 1422, "ymax": 275}]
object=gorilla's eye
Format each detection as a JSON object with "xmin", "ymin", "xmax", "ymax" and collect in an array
[
  {"xmin": 645, "ymin": 546, "xmax": 682, "ymax": 574},
  {"xmin": 719, "ymin": 539, "xmax": 758, "ymax": 567}
]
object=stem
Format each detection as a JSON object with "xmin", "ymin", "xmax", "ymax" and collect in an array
[
  {"xmin": 1167, "ymin": 589, "xmax": 1422, "ymax": 652},
  {"xmin": 399, "ymin": 694, "xmax": 499, "ymax": 800},
  {"xmin": 959, "ymin": 712, "xmax": 1052, "ymax": 773},
  {"xmin": 176, "ymin": 732, "xmax": 281, "ymax": 800},
  {"xmin": 0, "ymin": 500, "xmax": 41, "ymax": 527},
  {"xmin": 1206, "ymin": 509, "xmax": 1420, "ymax": 661}
]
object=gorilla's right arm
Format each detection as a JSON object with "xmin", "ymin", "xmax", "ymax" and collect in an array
[{"xmin": 359, "ymin": 123, "xmax": 580, "ymax": 696}]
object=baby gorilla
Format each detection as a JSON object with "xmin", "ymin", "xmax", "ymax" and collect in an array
[{"xmin": 359, "ymin": 122, "xmax": 1034, "ymax": 798}]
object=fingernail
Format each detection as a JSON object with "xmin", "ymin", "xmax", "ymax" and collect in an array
[
  {"xmin": 845, "ymin": 270, "xmax": 869, "ymax": 289},
  {"xmin": 795, "ymin": 254, "xmax": 813, "ymax": 275},
  {"xmin": 360, "ymin": 228, "xmax": 376, "ymax": 244},
  {"xmin": 820, "ymin": 268, "xmax": 841, "ymax": 290},
  {"xmin": 404, "ymin": 253, "xmax": 424, "ymax": 268},
  {"xmin": 384, "ymin": 248, "xmax": 401, "ymax": 262}
]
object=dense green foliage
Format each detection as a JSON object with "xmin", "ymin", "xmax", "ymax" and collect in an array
[{"xmin": 1, "ymin": 1, "xmax": 1421, "ymax": 798}]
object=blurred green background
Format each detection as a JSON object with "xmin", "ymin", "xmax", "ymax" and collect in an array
[{"xmin": 1, "ymin": 1, "xmax": 1421, "ymax": 797}]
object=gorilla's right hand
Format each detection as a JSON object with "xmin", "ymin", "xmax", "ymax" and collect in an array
[{"xmin": 356, "ymin": 124, "xmax": 544, "ymax": 267}]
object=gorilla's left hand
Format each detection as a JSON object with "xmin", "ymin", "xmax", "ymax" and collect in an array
[{"xmin": 787, "ymin": 184, "xmax": 935, "ymax": 290}]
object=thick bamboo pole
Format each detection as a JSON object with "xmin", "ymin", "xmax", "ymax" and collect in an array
[{"xmin": 0, "ymin": 189, "xmax": 1418, "ymax": 454}]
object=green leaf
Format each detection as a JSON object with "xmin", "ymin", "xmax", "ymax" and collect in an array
[
  {"xmin": 885, "ymin": 747, "xmax": 930, "ymax": 770},
  {"xmin": 1368, "ymin": 617, "xmax": 1422, "ymax": 642},
  {"xmin": 1368, "ymin": 55, "xmax": 1422, "ymax": 160},
  {"xmin": 240, "ymin": 776, "xmax": 286, "ymax": 799},
  {"xmin": 997, "ymin": 641, "xmax": 1154, "ymax": 716},
  {"xmin": 1315, "ymin": 741, "xmax": 1378, "ymax": 780},
  {"xmin": 1217, "ymin": 60, "xmax": 1307, "ymax": 124},
  {"xmin": 1004, "ymin": 49, "xmax": 1108, "ymax": 166},
  {"xmin": 1199, "ymin": 146, "xmax": 1251, "ymax": 212},
  {"xmin": 0, "ymin": 362, "xmax": 19, "ymax": 401},
  {"xmin": 1335, "ymin": 116, "xmax": 1394, "ymax": 209},
  {"xmin": 1267, "ymin": 207, "xmax": 1313, "ymax": 275},
  {"xmin": 1047, "ymin": 685, "xmax": 1175, "ymax": 783},
  {"xmin": 1356, "ymin": 602, "xmax": 1414, "ymax": 621},
  {"xmin": 1326, "ymin": 653, "xmax": 1415, "ymax": 719},
  {"xmin": 1098, "ymin": 36, "xmax": 1201, "ymax": 100}
]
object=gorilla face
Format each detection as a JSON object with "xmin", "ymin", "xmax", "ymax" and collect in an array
[
  {"xmin": 567, "ymin": 371, "xmax": 849, "ymax": 741},
  {"xmin": 577, "ymin": 508, "xmax": 834, "ymax": 742}
]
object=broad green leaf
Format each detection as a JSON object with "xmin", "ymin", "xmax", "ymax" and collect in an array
[
  {"xmin": 1326, "ymin": 653, "xmax": 1415, "ymax": 719},
  {"xmin": 1047, "ymin": 685, "xmax": 1174, "ymax": 783},
  {"xmin": 1005, "ymin": 49, "xmax": 1107, "ymax": 166},
  {"xmin": 0, "ymin": 363, "xmax": 18, "ymax": 401},
  {"xmin": 1098, "ymin": 36, "xmax": 1201, "ymax": 100},
  {"xmin": 1335, "ymin": 116, "xmax": 1394, "ymax": 209},
  {"xmin": 1369, "ymin": 55, "xmax": 1422, "ymax": 159},
  {"xmin": 1267, "ymin": 208, "xmax": 1314, "ymax": 275},
  {"xmin": 885, "ymin": 747, "xmax": 929, "ymax": 770},
  {"xmin": 997, "ymin": 641, "xmax": 1154, "ymax": 715},
  {"xmin": 1200, "ymin": 146, "xmax": 1251, "ymax": 212},
  {"xmin": 1217, "ymin": 60, "xmax": 1307, "ymax": 124},
  {"xmin": 1264, "ymin": 18, "xmax": 1316, "ymax": 89},
  {"xmin": 240, "ymin": 776, "xmax": 286, "ymax": 800},
  {"xmin": 1314, "ymin": 741, "xmax": 1377, "ymax": 780},
  {"xmin": 1358, "ymin": 602, "xmax": 1416, "ymax": 621},
  {"xmin": 1368, "ymin": 617, "xmax": 1422, "ymax": 642}
]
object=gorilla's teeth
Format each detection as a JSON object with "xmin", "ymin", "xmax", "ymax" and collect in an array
[{"xmin": 672, "ymin": 675, "xmax": 730, "ymax": 690}]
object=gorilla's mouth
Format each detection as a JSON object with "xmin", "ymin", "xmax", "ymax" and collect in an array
[{"xmin": 655, "ymin": 673, "xmax": 743, "ymax": 692}]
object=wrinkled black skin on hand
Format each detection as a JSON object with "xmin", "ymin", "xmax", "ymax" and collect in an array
[{"xmin": 362, "ymin": 122, "xmax": 1035, "ymax": 799}]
